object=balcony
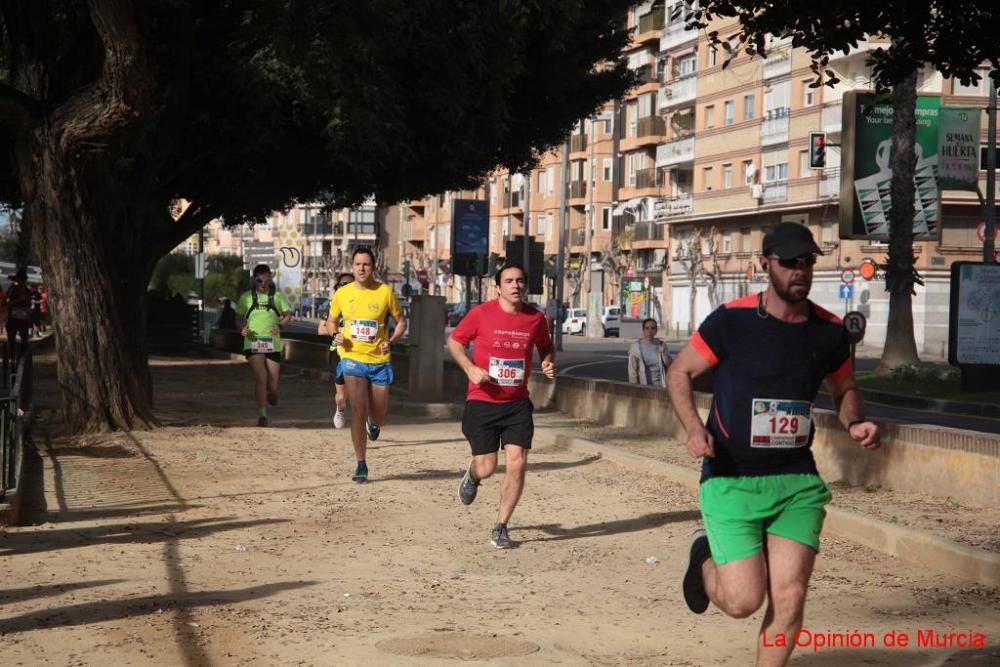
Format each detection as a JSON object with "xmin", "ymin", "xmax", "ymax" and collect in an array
[
  {"xmin": 661, "ymin": 21, "xmax": 697, "ymax": 51},
  {"xmin": 821, "ymin": 102, "xmax": 843, "ymax": 134},
  {"xmin": 762, "ymin": 49, "xmax": 791, "ymax": 79},
  {"xmin": 570, "ymin": 133, "xmax": 587, "ymax": 153},
  {"xmin": 570, "ymin": 180, "xmax": 588, "ymax": 199},
  {"xmin": 654, "ymin": 194, "xmax": 693, "ymax": 218},
  {"xmin": 502, "ymin": 191, "xmax": 523, "ymax": 209},
  {"xmin": 638, "ymin": 6, "xmax": 665, "ymax": 35},
  {"xmin": 637, "ymin": 115, "xmax": 666, "ymax": 138},
  {"xmin": 633, "ymin": 221, "xmax": 665, "ymax": 242},
  {"xmin": 762, "ymin": 180, "xmax": 788, "ymax": 203},
  {"xmin": 635, "ymin": 167, "xmax": 659, "ymax": 189},
  {"xmin": 303, "ymin": 222, "xmax": 333, "ymax": 236},
  {"xmin": 659, "ymin": 74, "xmax": 696, "ymax": 109},
  {"xmin": 571, "ymin": 228, "xmax": 587, "ymax": 246},
  {"xmin": 656, "ymin": 136, "xmax": 694, "ymax": 167},
  {"xmin": 819, "ymin": 168, "xmax": 841, "ymax": 198},
  {"xmin": 633, "ymin": 63, "xmax": 657, "ymax": 87},
  {"xmin": 760, "ymin": 108, "xmax": 790, "ymax": 146}
]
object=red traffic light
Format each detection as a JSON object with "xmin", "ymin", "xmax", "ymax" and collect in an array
[{"xmin": 808, "ymin": 131, "xmax": 827, "ymax": 169}]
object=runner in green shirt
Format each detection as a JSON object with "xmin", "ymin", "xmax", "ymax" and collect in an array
[{"xmin": 236, "ymin": 264, "xmax": 292, "ymax": 426}]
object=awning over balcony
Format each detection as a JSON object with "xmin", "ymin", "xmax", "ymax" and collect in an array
[{"xmin": 612, "ymin": 196, "xmax": 661, "ymax": 222}]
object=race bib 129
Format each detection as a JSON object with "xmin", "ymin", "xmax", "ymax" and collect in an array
[{"xmin": 750, "ymin": 399, "xmax": 812, "ymax": 448}]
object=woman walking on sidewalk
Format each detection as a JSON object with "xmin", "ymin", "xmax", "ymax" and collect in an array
[{"xmin": 627, "ymin": 318, "xmax": 671, "ymax": 387}]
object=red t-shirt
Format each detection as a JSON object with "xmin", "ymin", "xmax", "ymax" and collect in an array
[{"xmin": 451, "ymin": 299, "xmax": 553, "ymax": 403}]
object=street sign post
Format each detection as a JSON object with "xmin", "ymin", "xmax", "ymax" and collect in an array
[
  {"xmin": 839, "ymin": 284, "xmax": 854, "ymax": 300},
  {"xmin": 840, "ymin": 268, "xmax": 855, "ymax": 284},
  {"xmin": 844, "ymin": 310, "xmax": 867, "ymax": 366}
]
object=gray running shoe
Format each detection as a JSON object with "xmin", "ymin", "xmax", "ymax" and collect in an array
[
  {"xmin": 458, "ymin": 466, "xmax": 480, "ymax": 505},
  {"xmin": 366, "ymin": 417, "xmax": 381, "ymax": 441},
  {"xmin": 683, "ymin": 529, "xmax": 711, "ymax": 614},
  {"xmin": 490, "ymin": 523, "xmax": 512, "ymax": 549}
]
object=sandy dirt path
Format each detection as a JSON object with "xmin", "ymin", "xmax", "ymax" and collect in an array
[{"xmin": 0, "ymin": 355, "xmax": 997, "ymax": 666}]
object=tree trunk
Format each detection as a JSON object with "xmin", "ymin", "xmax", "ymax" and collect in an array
[
  {"xmin": 23, "ymin": 139, "xmax": 158, "ymax": 432},
  {"xmin": 877, "ymin": 70, "xmax": 922, "ymax": 373}
]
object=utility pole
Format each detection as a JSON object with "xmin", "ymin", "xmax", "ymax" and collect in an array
[
  {"xmin": 197, "ymin": 227, "xmax": 205, "ymax": 341},
  {"xmin": 584, "ymin": 116, "xmax": 600, "ymax": 337},
  {"xmin": 986, "ymin": 74, "xmax": 997, "ymax": 264},
  {"xmin": 523, "ymin": 171, "xmax": 531, "ymax": 297},
  {"xmin": 555, "ymin": 141, "xmax": 569, "ymax": 351}
]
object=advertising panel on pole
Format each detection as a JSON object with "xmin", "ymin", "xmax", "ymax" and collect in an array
[
  {"xmin": 451, "ymin": 199, "xmax": 489, "ymax": 276},
  {"xmin": 275, "ymin": 219, "xmax": 304, "ymax": 313},
  {"xmin": 948, "ymin": 262, "xmax": 1000, "ymax": 366},
  {"xmin": 937, "ymin": 107, "xmax": 981, "ymax": 191},
  {"xmin": 839, "ymin": 91, "xmax": 941, "ymax": 241}
]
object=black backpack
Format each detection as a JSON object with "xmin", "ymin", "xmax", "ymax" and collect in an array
[{"xmin": 245, "ymin": 285, "xmax": 283, "ymax": 317}]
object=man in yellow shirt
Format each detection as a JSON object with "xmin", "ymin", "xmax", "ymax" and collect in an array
[{"xmin": 327, "ymin": 248, "xmax": 406, "ymax": 482}]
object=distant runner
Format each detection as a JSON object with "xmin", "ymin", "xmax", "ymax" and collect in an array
[
  {"xmin": 328, "ymin": 248, "xmax": 406, "ymax": 482},
  {"xmin": 236, "ymin": 264, "xmax": 292, "ymax": 427},
  {"xmin": 447, "ymin": 262, "xmax": 556, "ymax": 549},
  {"xmin": 318, "ymin": 273, "xmax": 355, "ymax": 429},
  {"xmin": 666, "ymin": 222, "xmax": 881, "ymax": 667}
]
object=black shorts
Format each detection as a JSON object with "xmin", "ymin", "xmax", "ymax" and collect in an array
[
  {"xmin": 245, "ymin": 351, "xmax": 281, "ymax": 363},
  {"xmin": 462, "ymin": 399, "xmax": 534, "ymax": 456}
]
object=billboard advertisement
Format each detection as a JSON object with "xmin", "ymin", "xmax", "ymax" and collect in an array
[
  {"xmin": 451, "ymin": 198, "xmax": 489, "ymax": 276},
  {"xmin": 840, "ymin": 92, "xmax": 941, "ymax": 241}
]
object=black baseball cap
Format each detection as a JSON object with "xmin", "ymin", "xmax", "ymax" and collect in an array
[{"xmin": 762, "ymin": 222, "xmax": 823, "ymax": 259}]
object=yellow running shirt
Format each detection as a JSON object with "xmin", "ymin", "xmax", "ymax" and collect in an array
[{"xmin": 328, "ymin": 281, "xmax": 402, "ymax": 364}]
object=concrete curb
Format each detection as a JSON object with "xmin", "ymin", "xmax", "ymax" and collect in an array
[{"xmin": 546, "ymin": 432, "xmax": 1000, "ymax": 588}]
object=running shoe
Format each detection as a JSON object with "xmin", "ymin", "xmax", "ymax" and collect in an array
[
  {"xmin": 267, "ymin": 392, "xmax": 278, "ymax": 407},
  {"xmin": 458, "ymin": 465, "xmax": 480, "ymax": 505},
  {"xmin": 352, "ymin": 461, "xmax": 368, "ymax": 483},
  {"xmin": 257, "ymin": 416, "xmax": 269, "ymax": 427},
  {"xmin": 683, "ymin": 529, "xmax": 711, "ymax": 614},
  {"xmin": 333, "ymin": 408, "xmax": 346, "ymax": 429},
  {"xmin": 366, "ymin": 418, "xmax": 381, "ymax": 441},
  {"xmin": 490, "ymin": 523, "xmax": 512, "ymax": 550}
]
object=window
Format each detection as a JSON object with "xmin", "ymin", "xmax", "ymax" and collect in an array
[
  {"xmin": 953, "ymin": 71, "xmax": 988, "ymax": 96},
  {"xmin": 538, "ymin": 170, "xmax": 547, "ymax": 193},
  {"xmin": 705, "ymin": 104, "xmax": 715, "ymax": 128},
  {"xmin": 548, "ymin": 212, "xmax": 555, "ymax": 240},
  {"xmin": 347, "ymin": 206, "xmax": 377, "ymax": 235},
  {"xmin": 703, "ymin": 166, "xmax": 714, "ymax": 191},
  {"xmin": 724, "ymin": 100, "xmax": 735, "ymax": 125},
  {"xmin": 722, "ymin": 163, "xmax": 733, "ymax": 189},
  {"xmin": 535, "ymin": 213, "xmax": 546, "ymax": 236},
  {"xmin": 547, "ymin": 166, "xmax": 555, "ymax": 194},
  {"xmin": 502, "ymin": 216, "xmax": 510, "ymax": 237},
  {"xmin": 743, "ymin": 159, "xmax": 755, "ymax": 185},
  {"xmin": 822, "ymin": 221, "xmax": 835, "ymax": 244},
  {"xmin": 708, "ymin": 47, "xmax": 717, "ymax": 67},
  {"xmin": 764, "ymin": 162, "xmax": 788, "ymax": 182},
  {"xmin": 803, "ymin": 80, "xmax": 815, "ymax": 107},
  {"xmin": 602, "ymin": 207, "xmax": 612, "ymax": 230},
  {"xmin": 739, "ymin": 227, "xmax": 751, "ymax": 252},
  {"xmin": 799, "ymin": 150, "xmax": 811, "ymax": 177},
  {"xmin": 490, "ymin": 186, "xmax": 496, "ymax": 204},
  {"xmin": 603, "ymin": 118, "xmax": 612, "ymax": 134},
  {"xmin": 678, "ymin": 54, "xmax": 697, "ymax": 77},
  {"xmin": 603, "ymin": 158, "xmax": 613, "ymax": 182},
  {"xmin": 722, "ymin": 233, "xmax": 732, "ymax": 253},
  {"xmin": 743, "ymin": 94, "xmax": 755, "ymax": 120}
]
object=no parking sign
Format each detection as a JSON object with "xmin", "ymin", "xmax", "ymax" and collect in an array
[{"xmin": 844, "ymin": 311, "xmax": 867, "ymax": 344}]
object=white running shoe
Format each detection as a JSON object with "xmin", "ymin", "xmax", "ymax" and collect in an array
[{"xmin": 333, "ymin": 408, "xmax": 346, "ymax": 429}]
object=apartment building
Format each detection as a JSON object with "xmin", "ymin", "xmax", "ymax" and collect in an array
[{"xmin": 397, "ymin": 2, "xmax": 992, "ymax": 354}]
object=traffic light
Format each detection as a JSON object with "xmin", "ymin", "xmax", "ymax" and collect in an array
[{"xmin": 808, "ymin": 131, "xmax": 827, "ymax": 169}]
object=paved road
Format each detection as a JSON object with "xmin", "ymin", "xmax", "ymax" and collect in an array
[{"xmin": 285, "ymin": 319, "xmax": 1000, "ymax": 435}]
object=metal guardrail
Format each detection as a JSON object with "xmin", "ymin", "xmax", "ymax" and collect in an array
[{"xmin": 1, "ymin": 341, "xmax": 34, "ymax": 496}]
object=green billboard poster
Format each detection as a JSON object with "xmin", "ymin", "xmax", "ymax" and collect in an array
[{"xmin": 839, "ymin": 91, "xmax": 941, "ymax": 241}]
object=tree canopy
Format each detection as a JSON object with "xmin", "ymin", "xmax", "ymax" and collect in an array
[
  {"xmin": 0, "ymin": 0, "xmax": 637, "ymax": 431},
  {"xmin": 687, "ymin": 0, "xmax": 1000, "ymax": 90}
]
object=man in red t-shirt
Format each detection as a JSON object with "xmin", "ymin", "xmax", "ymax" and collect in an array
[{"xmin": 447, "ymin": 262, "xmax": 556, "ymax": 549}]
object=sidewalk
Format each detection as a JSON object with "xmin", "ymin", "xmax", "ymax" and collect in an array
[{"xmin": 1, "ymin": 353, "xmax": 997, "ymax": 666}]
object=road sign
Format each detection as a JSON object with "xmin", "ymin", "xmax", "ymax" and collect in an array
[
  {"xmin": 859, "ymin": 258, "xmax": 878, "ymax": 280},
  {"xmin": 194, "ymin": 253, "xmax": 206, "ymax": 279},
  {"xmin": 840, "ymin": 268, "xmax": 856, "ymax": 284},
  {"xmin": 844, "ymin": 310, "xmax": 867, "ymax": 344},
  {"xmin": 839, "ymin": 284, "xmax": 854, "ymax": 300}
]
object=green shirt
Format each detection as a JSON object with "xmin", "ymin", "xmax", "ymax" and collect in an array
[{"xmin": 236, "ymin": 288, "xmax": 291, "ymax": 353}]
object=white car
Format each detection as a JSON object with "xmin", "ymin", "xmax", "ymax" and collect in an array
[
  {"xmin": 601, "ymin": 307, "xmax": 621, "ymax": 337},
  {"xmin": 562, "ymin": 308, "xmax": 587, "ymax": 335}
]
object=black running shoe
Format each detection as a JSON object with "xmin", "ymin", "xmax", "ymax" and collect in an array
[{"xmin": 683, "ymin": 529, "xmax": 711, "ymax": 614}]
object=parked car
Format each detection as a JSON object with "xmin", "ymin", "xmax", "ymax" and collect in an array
[
  {"xmin": 601, "ymin": 306, "xmax": 621, "ymax": 337},
  {"xmin": 562, "ymin": 308, "xmax": 587, "ymax": 335}
]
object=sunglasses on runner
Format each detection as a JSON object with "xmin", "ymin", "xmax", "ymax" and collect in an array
[
  {"xmin": 768, "ymin": 255, "xmax": 817, "ymax": 270},
  {"xmin": 255, "ymin": 277, "xmax": 270, "ymax": 284}
]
